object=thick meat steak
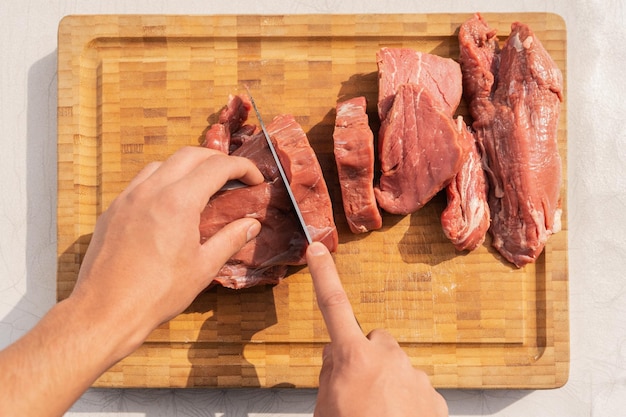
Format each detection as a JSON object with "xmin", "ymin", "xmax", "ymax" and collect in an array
[
  {"xmin": 374, "ymin": 83, "xmax": 471, "ymax": 215},
  {"xmin": 333, "ymin": 96, "xmax": 382, "ymax": 233}
]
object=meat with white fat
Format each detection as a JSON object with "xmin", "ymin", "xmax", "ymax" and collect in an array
[
  {"xmin": 441, "ymin": 123, "xmax": 490, "ymax": 251},
  {"xmin": 459, "ymin": 13, "xmax": 563, "ymax": 267}
]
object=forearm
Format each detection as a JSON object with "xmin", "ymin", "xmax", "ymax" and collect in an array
[
  {"xmin": 0, "ymin": 148, "xmax": 265, "ymax": 416},
  {"xmin": 0, "ymin": 296, "xmax": 140, "ymax": 417}
]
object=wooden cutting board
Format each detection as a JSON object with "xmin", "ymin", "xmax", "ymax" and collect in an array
[{"xmin": 57, "ymin": 13, "xmax": 568, "ymax": 389}]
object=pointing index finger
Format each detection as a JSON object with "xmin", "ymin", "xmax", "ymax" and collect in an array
[{"xmin": 306, "ymin": 242, "xmax": 364, "ymax": 345}]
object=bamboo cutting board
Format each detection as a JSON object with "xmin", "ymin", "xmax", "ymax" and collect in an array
[{"xmin": 57, "ymin": 13, "xmax": 568, "ymax": 389}]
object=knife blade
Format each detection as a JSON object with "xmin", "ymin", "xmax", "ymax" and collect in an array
[{"xmin": 245, "ymin": 87, "xmax": 313, "ymax": 245}]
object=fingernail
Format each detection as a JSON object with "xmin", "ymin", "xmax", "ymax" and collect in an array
[
  {"xmin": 307, "ymin": 241, "xmax": 327, "ymax": 256},
  {"xmin": 246, "ymin": 220, "xmax": 262, "ymax": 242}
]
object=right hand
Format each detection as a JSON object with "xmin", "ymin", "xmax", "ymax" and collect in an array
[{"xmin": 306, "ymin": 242, "xmax": 448, "ymax": 417}]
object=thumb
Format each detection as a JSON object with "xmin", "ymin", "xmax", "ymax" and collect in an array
[{"xmin": 199, "ymin": 217, "xmax": 261, "ymax": 280}]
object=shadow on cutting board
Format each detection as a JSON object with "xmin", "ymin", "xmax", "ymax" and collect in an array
[
  {"xmin": 185, "ymin": 283, "xmax": 281, "ymax": 389},
  {"xmin": 397, "ymin": 192, "xmax": 458, "ymax": 266}
]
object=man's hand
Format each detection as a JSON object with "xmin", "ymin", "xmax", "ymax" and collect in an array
[
  {"xmin": 72, "ymin": 146, "xmax": 265, "ymax": 354},
  {"xmin": 306, "ymin": 242, "xmax": 448, "ymax": 417}
]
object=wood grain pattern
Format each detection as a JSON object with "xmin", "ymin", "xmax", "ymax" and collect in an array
[{"xmin": 57, "ymin": 13, "xmax": 568, "ymax": 389}]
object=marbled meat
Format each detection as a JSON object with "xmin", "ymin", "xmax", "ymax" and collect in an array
[
  {"xmin": 459, "ymin": 13, "xmax": 563, "ymax": 267},
  {"xmin": 441, "ymin": 124, "xmax": 490, "ymax": 251},
  {"xmin": 376, "ymin": 47, "xmax": 463, "ymax": 121}
]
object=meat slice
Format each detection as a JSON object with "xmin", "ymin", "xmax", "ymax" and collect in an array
[
  {"xmin": 374, "ymin": 83, "xmax": 471, "ymax": 215},
  {"xmin": 199, "ymin": 102, "xmax": 338, "ymax": 289},
  {"xmin": 269, "ymin": 114, "xmax": 339, "ymax": 252},
  {"xmin": 333, "ymin": 97, "xmax": 382, "ymax": 233},
  {"xmin": 441, "ymin": 124, "xmax": 490, "ymax": 251},
  {"xmin": 459, "ymin": 14, "xmax": 563, "ymax": 267},
  {"xmin": 377, "ymin": 47, "xmax": 463, "ymax": 120}
]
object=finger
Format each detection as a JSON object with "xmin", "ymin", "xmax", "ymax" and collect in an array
[
  {"xmin": 169, "ymin": 153, "xmax": 264, "ymax": 211},
  {"xmin": 118, "ymin": 147, "xmax": 221, "ymax": 200},
  {"xmin": 366, "ymin": 328, "xmax": 399, "ymax": 347},
  {"xmin": 368, "ymin": 328, "xmax": 413, "ymax": 367},
  {"xmin": 145, "ymin": 146, "xmax": 225, "ymax": 187},
  {"xmin": 432, "ymin": 390, "xmax": 449, "ymax": 417},
  {"xmin": 322, "ymin": 343, "xmax": 332, "ymax": 362},
  {"xmin": 306, "ymin": 242, "xmax": 363, "ymax": 345},
  {"xmin": 119, "ymin": 161, "xmax": 162, "ymax": 196},
  {"xmin": 318, "ymin": 344, "xmax": 333, "ymax": 387},
  {"xmin": 197, "ymin": 217, "xmax": 262, "ymax": 285},
  {"xmin": 412, "ymin": 370, "xmax": 448, "ymax": 416}
]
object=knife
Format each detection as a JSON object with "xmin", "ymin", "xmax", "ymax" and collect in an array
[
  {"xmin": 244, "ymin": 89, "xmax": 363, "ymax": 332},
  {"xmin": 245, "ymin": 86, "xmax": 314, "ymax": 245}
]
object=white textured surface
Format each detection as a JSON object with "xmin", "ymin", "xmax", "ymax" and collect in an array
[{"xmin": 0, "ymin": 0, "xmax": 623, "ymax": 415}]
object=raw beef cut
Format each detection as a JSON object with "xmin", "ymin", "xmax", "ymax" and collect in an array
[
  {"xmin": 269, "ymin": 114, "xmax": 339, "ymax": 252},
  {"xmin": 200, "ymin": 98, "xmax": 338, "ymax": 289},
  {"xmin": 377, "ymin": 47, "xmax": 463, "ymax": 121},
  {"xmin": 459, "ymin": 14, "xmax": 563, "ymax": 267},
  {"xmin": 333, "ymin": 97, "xmax": 382, "ymax": 233},
  {"xmin": 374, "ymin": 83, "xmax": 472, "ymax": 215},
  {"xmin": 210, "ymin": 264, "xmax": 289, "ymax": 290},
  {"xmin": 202, "ymin": 94, "xmax": 255, "ymax": 153},
  {"xmin": 441, "ymin": 125, "xmax": 490, "ymax": 251},
  {"xmin": 457, "ymin": 14, "xmax": 500, "ymax": 128}
]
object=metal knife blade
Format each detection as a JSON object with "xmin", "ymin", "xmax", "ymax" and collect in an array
[
  {"xmin": 219, "ymin": 179, "xmax": 248, "ymax": 191},
  {"xmin": 245, "ymin": 87, "xmax": 313, "ymax": 245}
]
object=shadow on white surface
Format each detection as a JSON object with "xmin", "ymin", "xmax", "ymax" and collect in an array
[
  {"xmin": 0, "ymin": 51, "xmax": 58, "ymax": 347},
  {"xmin": 69, "ymin": 388, "xmax": 317, "ymax": 416},
  {"xmin": 441, "ymin": 389, "xmax": 533, "ymax": 415},
  {"xmin": 67, "ymin": 387, "xmax": 537, "ymax": 416}
]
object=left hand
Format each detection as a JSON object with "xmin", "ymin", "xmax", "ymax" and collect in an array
[{"xmin": 70, "ymin": 146, "xmax": 264, "ymax": 356}]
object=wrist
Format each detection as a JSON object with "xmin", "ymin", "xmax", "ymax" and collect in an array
[{"xmin": 63, "ymin": 292, "xmax": 149, "ymax": 365}]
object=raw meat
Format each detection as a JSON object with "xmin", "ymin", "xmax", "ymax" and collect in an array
[
  {"xmin": 202, "ymin": 94, "xmax": 254, "ymax": 153},
  {"xmin": 441, "ymin": 124, "xmax": 490, "ymax": 251},
  {"xmin": 374, "ymin": 83, "xmax": 471, "ymax": 215},
  {"xmin": 457, "ymin": 14, "xmax": 500, "ymax": 128},
  {"xmin": 200, "ymin": 101, "xmax": 338, "ymax": 289},
  {"xmin": 269, "ymin": 114, "xmax": 339, "ymax": 252},
  {"xmin": 210, "ymin": 264, "xmax": 289, "ymax": 290},
  {"xmin": 333, "ymin": 97, "xmax": 382, "ymax": 233},
  {"xmin": 377, "ymin": 47, "xmax": 463, "ymax": 121},
  {"xmin": 459, "ymin": 14, "xmax": 563, "ymax": 267}
]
